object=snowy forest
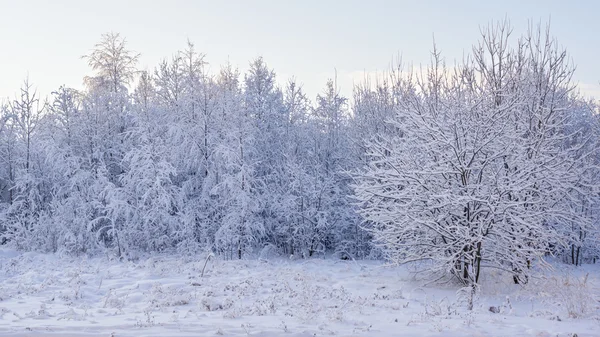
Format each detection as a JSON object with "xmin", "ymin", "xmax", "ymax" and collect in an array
[{"xmin": 1, "ymin": 21, "xmax": 599, "ymax": 289}]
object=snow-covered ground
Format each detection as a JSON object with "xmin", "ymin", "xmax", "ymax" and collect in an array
[{"xmin": 0, "ymin": 249, "xmax": 598, "ymax": 336}]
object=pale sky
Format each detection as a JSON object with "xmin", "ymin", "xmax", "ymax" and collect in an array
[{"xmin": 1, "ymin": 0, "xmax": 599, "ymax": 103}]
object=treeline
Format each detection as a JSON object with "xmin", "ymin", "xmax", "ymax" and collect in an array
[
  {"xmin": 1, "ymin": 22, "xmax": 599, "ymax": 286},
  {"xmin": 0, "ymin": 36, "xmax": 367, "ymax": 260}
]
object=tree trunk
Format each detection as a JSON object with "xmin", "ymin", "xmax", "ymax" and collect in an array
[{"xmin": 474, "ymin": 242, "xmax": 482, "ymax": 284}]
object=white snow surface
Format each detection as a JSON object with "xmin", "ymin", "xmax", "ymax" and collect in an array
[{"xmin": 0, "ymin": 249, "xmax": 598, "ymax": 336}]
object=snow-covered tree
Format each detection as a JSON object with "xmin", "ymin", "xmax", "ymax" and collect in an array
[
  {"xmin": 213, "ymin": 63, "xmax": 263, "ymax": 259},
  {"xmin": 0, "ymin": 103, "xmax": 17, "ymax": 206},
  {"xmin": 118, "ymin": 74, "xmax": 182, "ymax": 252},
  {"xmin": 1, "ymin": 79, "xmax": 48, "ymax": 249},
  {"xmin": 353, "ymin": 22, "xmax": 600, "ymax": 285},
  {"xmin": 83, "ymin": 32, "xmax": 140, "ymax": 94}
]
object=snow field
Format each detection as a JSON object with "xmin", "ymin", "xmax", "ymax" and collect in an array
[{"xmin": 0, "ymin": 250, "xmax": 599, "ymax": 336}]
